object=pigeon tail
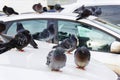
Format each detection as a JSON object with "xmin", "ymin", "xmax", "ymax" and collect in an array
[
  {"xmin": 76, "ymin": 17, "xmax": 83, "ymax": 20},
  {"xmin": 14, "ymin": 12, "xmax": 19, "ymax": 15},
  {"xmin": 0, "ymin": 42, "xmax": 15, "ymax": 54},
  {"xmin": 30, "ymin": 37, "xmax": 38, "ymax": 49}
]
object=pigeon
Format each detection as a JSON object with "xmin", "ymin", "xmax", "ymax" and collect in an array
[
  {"xmin": 53, "ymin": 34, "xmax": 79, "ymax": 54},
  {"xmin": 32, "ymin": 3, "xmax": 43, "ymax": 13},
  {"xmin": 76, "ymin": 8, "xmax": 92, "ymax": 20},
  {"xmin": 54, "ymin": 4, "xmax": 64, "ymax": 12},
  {"xmin": 74, "ymin": 46, "xmax": 90, "ymax": 70},
  {"xmin": 94, "ymin": 8, "xmax": 102, "ymax": 16},
  {"xmin": 0, "ymin": 29, "xmax": 31, "ymax": 54},
  {"xmin": 32, "ymin": 24, "xmax": 55, "ymax": 42},
  {"xmin": 91, "ymin": 7, "xmax": 102, "ymax": 16},
  {"xmin": 0, "ymin": 23, "xmax": 39, "ymax": 54},
  {"xmin": 2, "ymin": 5, "xmax": 19, "ymax": 16},
  {"xmin": 43, "ymin": 7, "xmax": 48, "ymax": 12},
  {"xmin": 46, "ymin": 47, "xmax": 66, "ymax": 71},
  {"xmin": 16, "ymin": 22, "xmax": 38, "ymax": 49}
]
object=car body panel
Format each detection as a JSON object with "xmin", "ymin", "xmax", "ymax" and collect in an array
[{"xmin": 0, "ymin": 41, "xmax": 117, "ymax": 80}]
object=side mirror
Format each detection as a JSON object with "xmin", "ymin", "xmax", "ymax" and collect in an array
[{"xmin": 110, "ymin": 41, "xmax": 120, "ymax": 54}]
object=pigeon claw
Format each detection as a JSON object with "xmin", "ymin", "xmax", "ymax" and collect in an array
[
  {"xmin": 51, "ymin": 69, "xmax": 62, "ymax": 72},
  {"xmin": 19, "ymin": 49, "xmax": 25, "ymax": 52},
  {"xmin": 76, "ymin": 66, "xmax": 85, "ymax": 70}
]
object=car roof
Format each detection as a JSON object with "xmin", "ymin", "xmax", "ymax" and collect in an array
[
  {"xmin": 0, "ymin": 13, "xmax": 75, "ymax": 21},
  {"xmin": 0, "ymin": 12, "xmax": 97, "ymax": 22}
]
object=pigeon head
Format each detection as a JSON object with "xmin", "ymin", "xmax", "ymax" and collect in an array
[
  {"xmin": 54, "ymin": 47, "xmax": 65, "ymax": 54},
  {"xmin": 81, "ymin": 5, "xmax": 85, "ymax": 10},
  {"xmin": 16, "ymin": 22, "xmax": 25, "ymax": 32},
  {"xmin": 3, "ymin": 5, "xmax": 7, "ymax": 9}
]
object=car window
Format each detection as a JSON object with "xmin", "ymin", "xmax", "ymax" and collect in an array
[
  {"xmin": 7, "ymin": 20, "xmax": 48, "ymax": 36},
  {"xmin": 58, "ymin": 20, "xmax": 79, "ymax": 41},
  {"xmin": 58, "ymin": 20, "xmax": 116, "ymax": 52}
]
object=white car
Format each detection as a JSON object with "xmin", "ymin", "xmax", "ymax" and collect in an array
[{"xmin": 0, "ymin": 13, "xmax": 120, "ymax": 79}]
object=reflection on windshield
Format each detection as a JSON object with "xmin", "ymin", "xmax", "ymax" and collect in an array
[{"xmin": 93, "ymin": 18, "xmax": 120, "ymax": 34}]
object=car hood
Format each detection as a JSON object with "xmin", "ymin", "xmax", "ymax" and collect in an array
[{"xmin": 0, "ymin": 41, "xmax": 117, "ymax": 80}]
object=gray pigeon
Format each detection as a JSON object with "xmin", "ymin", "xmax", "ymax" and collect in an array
[
  {"xmin": 94, "ymin": 8, "xmax": 102, "ymax": 16},
  {"xmin": 46, "ymin": 47, "xmax": 66, "ymax": 71},
  {"xmin": 53, "ymin": 34, "xmax": 79, "ymax": 54},
  {"xmin": 74, "ymin": 46, "xmax": 90, "ymax": 70}
]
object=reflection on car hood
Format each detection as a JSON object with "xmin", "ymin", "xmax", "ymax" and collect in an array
[{"xmin": 0, "ymin": 41, "xmax": 117, "ymax": 80}]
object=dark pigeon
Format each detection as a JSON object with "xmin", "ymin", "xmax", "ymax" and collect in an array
[
  {"xmin": 16, "ymin": 22, "xmax": 38, "ymax": 49},
  {"xmin": 46, "ymin": 47, "xmax": 66, "ymax": 71},
  {"xmin": 76, "ymin": 8, "xmax": 92, "ymax": 20},
  {"xmin": 3, "ymin": 5, "xmax": 19, "ymax": 16},
  {"xmin": 53, "ymin": 34, "xmax": 79, "ymax": 54},
  {"xmin": 0, "ymin": 29, "xmax": 31, "ymax": 54},
  {"xmin": 0, "ymin": 23, "xmax": 38, "ymax": 54},
  {"xmin": 74, "ymin": 46, "xmax": 90, "ymax": 70}
]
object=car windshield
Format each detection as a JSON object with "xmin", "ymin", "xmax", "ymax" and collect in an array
[{"xmin": 92, "ymin": 18, "xmax": 120, "ymax": 34}]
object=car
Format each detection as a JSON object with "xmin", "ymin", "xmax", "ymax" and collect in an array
[
  {"xmin": 0, "ymin": 13, "xmax": 120, "ymax": 78},
  {"xmin": 61, "ymin": 2, "xmax": 120, "ymax": 26}
]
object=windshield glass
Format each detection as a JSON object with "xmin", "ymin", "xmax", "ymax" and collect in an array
[{"xmin": 92, "ymin": 18, "xmax": 120, "ymax": 34}]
